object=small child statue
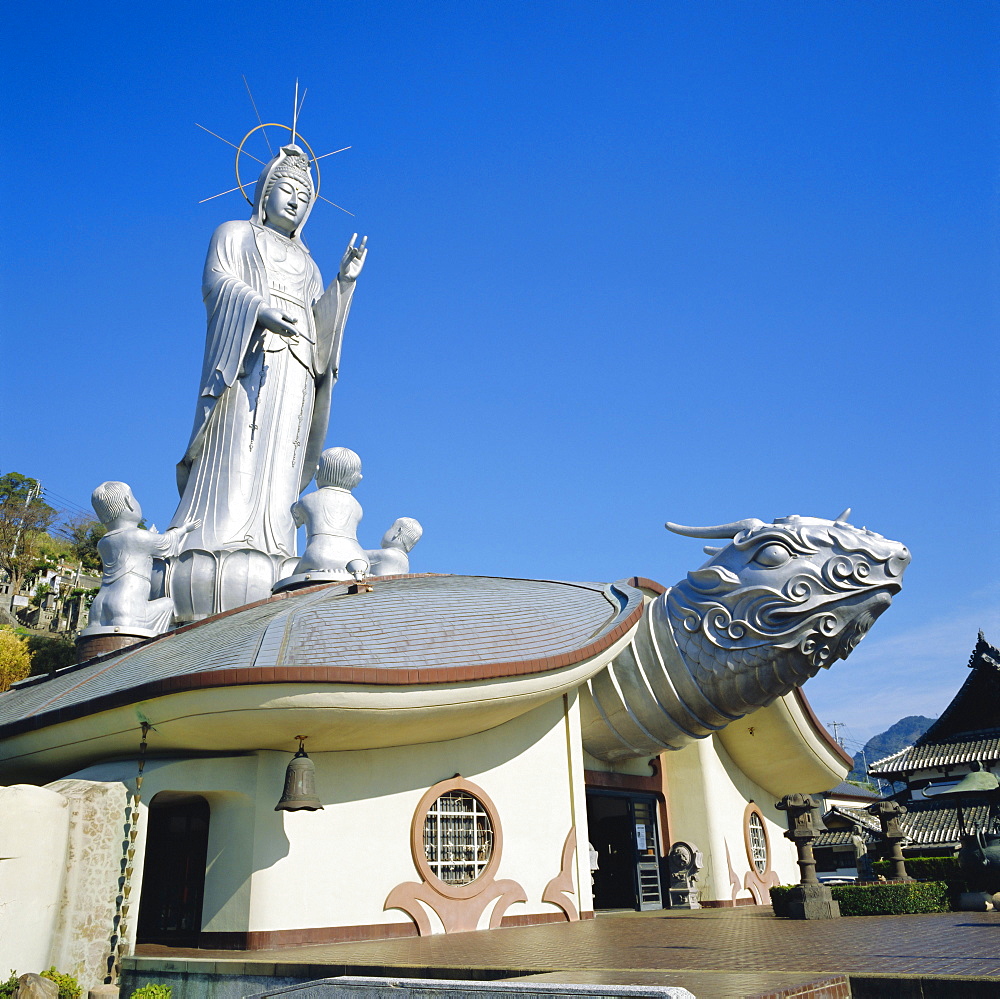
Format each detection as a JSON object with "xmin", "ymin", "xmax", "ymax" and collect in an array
[
  {"xmin": 292, "ymin": 447, "xmax": 370, "ymax": 576},
  {"xmin": 366, "ymin": 517, "xmax": 423, "ymax": 576},
  {"xmin": 84, "ymin": 481, "xmax": 199, "ymax": 636}
]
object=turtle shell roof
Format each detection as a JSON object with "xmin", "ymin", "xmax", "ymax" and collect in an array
[{"xmin": 0, "ymin": 574, "xmax": 646, "ymax": 739}]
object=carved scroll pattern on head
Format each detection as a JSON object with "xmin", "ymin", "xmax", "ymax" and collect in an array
[
  {"xmin": 541, "ymin": 828, "xmax": 580, "ymax": 921},
  {"xmin": 667, "ymin": 516, "xmax": 909, "ymax": 699},
  {"xmin": 383, "ymin": 778, "xmax": 526, "ymax": 935},
  {"xmin": 581, "ymin": 513, "xmax": 910, "ymax": 762}
]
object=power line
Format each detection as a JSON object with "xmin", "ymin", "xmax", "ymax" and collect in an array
[
  {"xmin": 41, "ymin": 489, "xmax": 93, "ymax": 520},
  {"xmin": 44, "ymin": 488, "xmax": 90, "ymax": 511}
]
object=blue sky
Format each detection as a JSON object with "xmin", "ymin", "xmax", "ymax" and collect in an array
[{"xmin": 1, "ymin": 1, "xmax": 996, "ymax": 751}]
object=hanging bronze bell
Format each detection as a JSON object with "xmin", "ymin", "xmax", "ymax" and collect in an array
[{"xmin": 275, "ymin": 737, "xmax": 324, "ymax": 811}]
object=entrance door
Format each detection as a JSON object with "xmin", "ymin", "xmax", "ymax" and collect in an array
[
  {"xmin": 586, "ymin": 791, "xmax": 663, "ymax": 910},
  {"xmin": 630, "ymin": 797, "xmax": 663, "ymax": 909},
  {"xmin": 137, "ymin": 793, "xmax": 210, "ymax": 946}
]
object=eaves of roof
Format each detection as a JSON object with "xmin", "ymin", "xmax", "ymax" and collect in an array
[
  {"xmin": 0, "ymin": 574, "xmax": 646, "ymax": 742},
  {"xmin": 827, "ymin": 804, "xmax": 882, "ymax": 835},
  {"xmin": 869, "ymin": 734, "xmax": 1000, "ymax": 776},
  {"xmin": 826, "ymin": 780, "xmax": 880, "ymax": 801},
  {"xmin": 916, "ymin": 632, "xmax": 1000, "ymax": 745}
]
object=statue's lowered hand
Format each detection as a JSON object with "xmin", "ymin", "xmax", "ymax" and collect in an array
[
  {"xmin": 339, "ymin": 233, "xmax": 368, "ymax": 282},
  {"xmin": 259, "ymin": 307, "xmax": 301, "ymax": 339},
  {"xmin": 182, "ymin": 519, "xmax": 202, "ymax": 534}
]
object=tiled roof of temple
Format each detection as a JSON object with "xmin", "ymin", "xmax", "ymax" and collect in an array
[
  {"xmin": 826, "ymin": 781, "xmax": 880, "ymax": 801},
  {"xmin": 917, "ymin": 631, "xmax": 1000, "ymax": 744},
  {"xmin": 870, "ymin": 632, "xmax": 1000, "ymax": 777},
  {"xmin": 870, "ymin": 735, "xmax": 1000, "ymax": 777},
  {"xmin": 817, "ymin": 800, "xmax": 994, "ymax": 850},
  {"xmin": 814, "ymin": 827, "xmax": 873, "ymax": 847},
  {"xmin": 898, "ymin": 799, "xmax": 992, "ymax": 847},
  {"xmin": 0, "ymin": 574, "xmax": 646, "ymax": 739}
]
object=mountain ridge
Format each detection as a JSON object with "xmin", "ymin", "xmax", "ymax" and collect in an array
[{"xmin": 849, "ymin": 714, "xmax": 935, "ymax": 782}]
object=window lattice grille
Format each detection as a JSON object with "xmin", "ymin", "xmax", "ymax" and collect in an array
[
  {"xmin": 748, "ymin": 811, "xmax": 768, "ymax": 873},
  {"xmin": 422, "ymin": 790, "xmax": 494, "ymax": 885}
]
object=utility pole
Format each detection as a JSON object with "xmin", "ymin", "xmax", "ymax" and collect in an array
[
  {"xmin": 828, "ymin": 721, "xmax": 846, "ymax": 748},
  {"xmin": 858, "ymin": 748, "xmax": 885, "ymax": 795},
  {"xmin": 10, "ymin": 480, "xmax": 40, "ymax": 560}
]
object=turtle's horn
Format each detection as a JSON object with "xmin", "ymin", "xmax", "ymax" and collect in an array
[
  {"xmin": 665, "ymin": 519, "xmax": 764, "ymax": 539},
  {"xmin": 834, "ymin": 508, "xmax": 852, "ymax": 523}
]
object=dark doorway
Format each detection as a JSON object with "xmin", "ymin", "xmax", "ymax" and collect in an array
[
  {"xmin": 586, "ymin": 791, "xmax": 663, "ymax": 910},
  {"xmin": 137, "ymin": 793, "xmax": 210, "ymax": 946}
]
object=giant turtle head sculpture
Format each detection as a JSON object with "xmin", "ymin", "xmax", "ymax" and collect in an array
[
  {"xmin": 664, "ymin": 510, "xmax": 909, "ymax": 709},
  {"xmin": 583, "ymin": 509, "xmax": 909, "ymax": 760}
]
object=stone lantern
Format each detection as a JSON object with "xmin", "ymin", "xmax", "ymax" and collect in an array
[
  {"xmin": 870, "ymin": 800, "xmax": 911, "ymax": 881},
  {"xmin": 776, "ymin": 793, "xmax": 840, "ymax": 919}
]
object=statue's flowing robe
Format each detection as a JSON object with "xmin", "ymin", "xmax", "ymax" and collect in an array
[{"xmin": 169, "ymin": 220, "xmax": 353, "ymax": 557}]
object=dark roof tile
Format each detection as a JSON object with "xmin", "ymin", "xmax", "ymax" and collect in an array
[
  {"xmin": 870, "ymin": 735, "xmax": 1000, "ymax": 775},
  {"xmin": 0, "ymin": 575, "xmax": 645, "ymax": 738}
]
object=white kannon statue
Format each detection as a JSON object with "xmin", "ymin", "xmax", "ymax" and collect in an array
[
  {"xmin": 166, "ymin": 144, "xmax": 367, "ymax": 620},
  {"xmin": 84, "ymin": 482, "xmax": 199, "ymax": 636}
]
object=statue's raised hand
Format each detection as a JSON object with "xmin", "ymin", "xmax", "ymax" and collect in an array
[{"xmin": 339, "ymin": 234, "xmax": 368, "ymax": 283}]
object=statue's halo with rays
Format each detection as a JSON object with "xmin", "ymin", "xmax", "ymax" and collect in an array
[
  {"xmin": 235, "ymin": 122, "xmax": 321, "ymax": 203},
  {"xmin": 196, "ymin": 78, "xmax": 355, "ymax": 216}
]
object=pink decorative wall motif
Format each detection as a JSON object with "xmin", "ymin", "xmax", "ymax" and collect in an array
[
  {"xmin": 724, "ymin": 839, "xmax": 743, "ymax": 902},
  {"xmin": 384, "ymin": 777, "xmax": 526, "ymax": 935},
  {"xmin": 724, "ymin": 802, "xmax": 781, "ymax": 904},
  {"xmin": 541, "ymin": 828, "xmax": 580, "ymax": 921}
]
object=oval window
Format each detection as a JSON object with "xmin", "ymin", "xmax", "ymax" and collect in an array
[{"xmin": 748, "ymin": 810, "xmax": 768, "ymax": 874}]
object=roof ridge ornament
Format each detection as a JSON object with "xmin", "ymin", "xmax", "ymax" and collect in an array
[{"xmin": 970, "ymin": 630, "xmax": 1000, "ymax": 671}]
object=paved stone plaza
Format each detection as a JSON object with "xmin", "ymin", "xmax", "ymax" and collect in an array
[{"xmin": 128, "ymin": 907, "xmax": 1000, "ymax": 998}]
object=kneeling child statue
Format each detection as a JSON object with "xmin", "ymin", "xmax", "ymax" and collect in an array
[{"xmin": 84, "ymin": 481, "xmax": 199, "ymax": 637}]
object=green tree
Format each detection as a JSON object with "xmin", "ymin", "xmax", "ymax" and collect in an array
[
  {"xmin": 27, "ymin": 633, "xmax": 77, "ymax": 675},
  {"xmin": 30, "ymin": 581, "xmax": 52, "ymax": 608},
  {"xmin": 0, "ymin": 473, "xmax": 57, "ymax": 613},
  {"xmin": 0, "ymin": 625, "xmax": 32, "ymax": 690},
  {"xmin": 33, "ymin": 532, "xmax": 74, "ymax": 569},
  {"xmin": 58, "ymin": 514, "xmax": 107, "ymax": 572}
]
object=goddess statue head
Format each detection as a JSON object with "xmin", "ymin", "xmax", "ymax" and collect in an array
[
  {"xmin": 316, "ymin": 447, "xmax": 362, "ymax": 490},
  {"xmin": 252, "ymin": 144, "xmax": 316, "ymax": 239}
]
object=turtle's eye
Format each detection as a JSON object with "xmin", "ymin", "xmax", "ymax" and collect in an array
[{"xmin": 752, "ymin": 543, "xmax": 792, "ymax": 567}]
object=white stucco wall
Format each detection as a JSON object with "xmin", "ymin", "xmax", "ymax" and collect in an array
[
  {"xmin": 246, "ymin": 691, "xmax": 590, "ymax": 932},
  {"xmin": 64, "ymin": 755, "xmax": 260, "ymax": 940},
  {"xmin": 660, "ymin": 735, "xmax": 799, "ymax": 904},
  {"xmin": 0, "ymin": 784, "xmax": 71, "ymax": 976},
  {"xmin": 66, "ymin": 693, "xmax": 591, "ymax": 938}
]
